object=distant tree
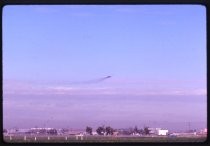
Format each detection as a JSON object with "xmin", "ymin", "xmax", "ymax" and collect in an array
[
  {"xmin": 134, "ymin": 126, "xmax": 138, "ymax": 134},
  {"xmin": 47, "ymin": 129, "xmax": 57, "ymax": 135},
  {"xmin": 138, "ymin": 129, "xmax": 144, "ymax": 134},
  {"xmin": 40, "ymin": 129, "xmax": 47, "ymax": 134},
  {"xmin": 96, "ymin": 126, "xmax": 105, "ymax": 135},
  {"xmin": 14, "ymin": 127, "xmax": 19, "ymax": 132},
  {"xmin": 143, "ymin": 127, "xmax": 150, "ymax": 135},
  {"xmin": 105, "ymin": 126, "xmax": 114, "ymax": 135},
  {"xmin": 122, "ymin": 129, "xmax": 130, "ymax": 135},
  {"xmin": 86, "ymin": 126, "xmax": 93, "ymax": 135},
  {"xmin": 128, "ymin": 127, "xmax": 134, "ymax": 135},
  {"xmin": 61, "ymin": 128, "xmax": 69, "ymax": 134}
]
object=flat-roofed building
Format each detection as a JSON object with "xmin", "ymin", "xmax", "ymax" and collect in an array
[{"xmin": 157, "ymin": 129, "xmax": 169, "ymax": 136}]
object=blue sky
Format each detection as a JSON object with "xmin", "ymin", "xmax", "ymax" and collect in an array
[{"xmin": 3, "ymin": 5, "xmax": 206, "ymax": 131}]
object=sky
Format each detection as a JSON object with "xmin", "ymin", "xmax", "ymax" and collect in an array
[{"xmin": 3, "ymin": 5, "xmax": 207, "ymax": 131}]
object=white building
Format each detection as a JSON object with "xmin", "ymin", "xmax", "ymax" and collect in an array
[
  {"xmin": 199, "ymin": 128, "xmax": 207, "ymax": 135},
  {"xmin": 92, "ymin": 131, "xmax": 98, "ymax": 135},
  {"xmin": 157, "ymin": 129, "xmax": 169, "ymax": 136},
  {"xmin": 148, "ymin": 128, "xmax": 161, "ymax": 135},
  {"xmin": 204, "ymin": 128, "xmax": 207, "ymax": 133}
]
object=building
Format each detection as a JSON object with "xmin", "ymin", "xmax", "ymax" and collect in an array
[
  {"xmin": 157, "ymin": 129, "xmax": 169, "ymax": 136},
  {"xmin": 148, "ymin": 128, "xmax": 161, "ymax": 135},
  {"xmin": 204, "ymin": 128, "xmax": 207, "ymax": 133},
  {"xmin": 68, "ymin": 130, "xmax": 85, "ymax": 135},
  {"xmin": 29, "ymin": 128, "xmax": 57, "ymax": 135},
  {"xmin": 199, "ymin": 128, "xmax": 207, "ymax": 135},
  {"xmin": 92, "ymin": 131, "xmax": 98, "ymax": 135},
  {"xmin": 148, "ymin": 128, "xmax": 169, "ymax": 136},
  {"xmin": 57, "ymin": 128, "xmax": 69, "ymax": 135},
  {"xmin": 7, "ymin": 129, "xmax": 18, "ymax": 134}
]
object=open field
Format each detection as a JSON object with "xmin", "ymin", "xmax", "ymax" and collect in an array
[{"xmin": 3, "ymin": 135, "xmax": 207, "ymax": 143}]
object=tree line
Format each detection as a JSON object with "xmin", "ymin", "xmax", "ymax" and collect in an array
[{"xmin": 86, "ymin": 125, "xmax": 151, "ymax": 135}]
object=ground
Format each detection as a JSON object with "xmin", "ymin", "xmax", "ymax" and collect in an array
[{"xmin": 3, "ymin": 135, "xmax": 207, "ymax": 143}]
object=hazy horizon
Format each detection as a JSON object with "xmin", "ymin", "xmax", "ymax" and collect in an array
[
  {"xmin": 3, "ymin": 5, "xmax": 206, "ymax": 132},
  {"xmin": 4, "ymin": 93, "xmax": 206, "ymax": 131}
]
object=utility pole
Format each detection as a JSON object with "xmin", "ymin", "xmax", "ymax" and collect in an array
[{"xmin": 188, "ymin": 122, "xmax": 191, "ymax": 132}]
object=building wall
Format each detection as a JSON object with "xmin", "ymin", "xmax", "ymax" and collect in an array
[{"xmin": 158, "ymin": 130, "xmax": 169, "ymax": 135}]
